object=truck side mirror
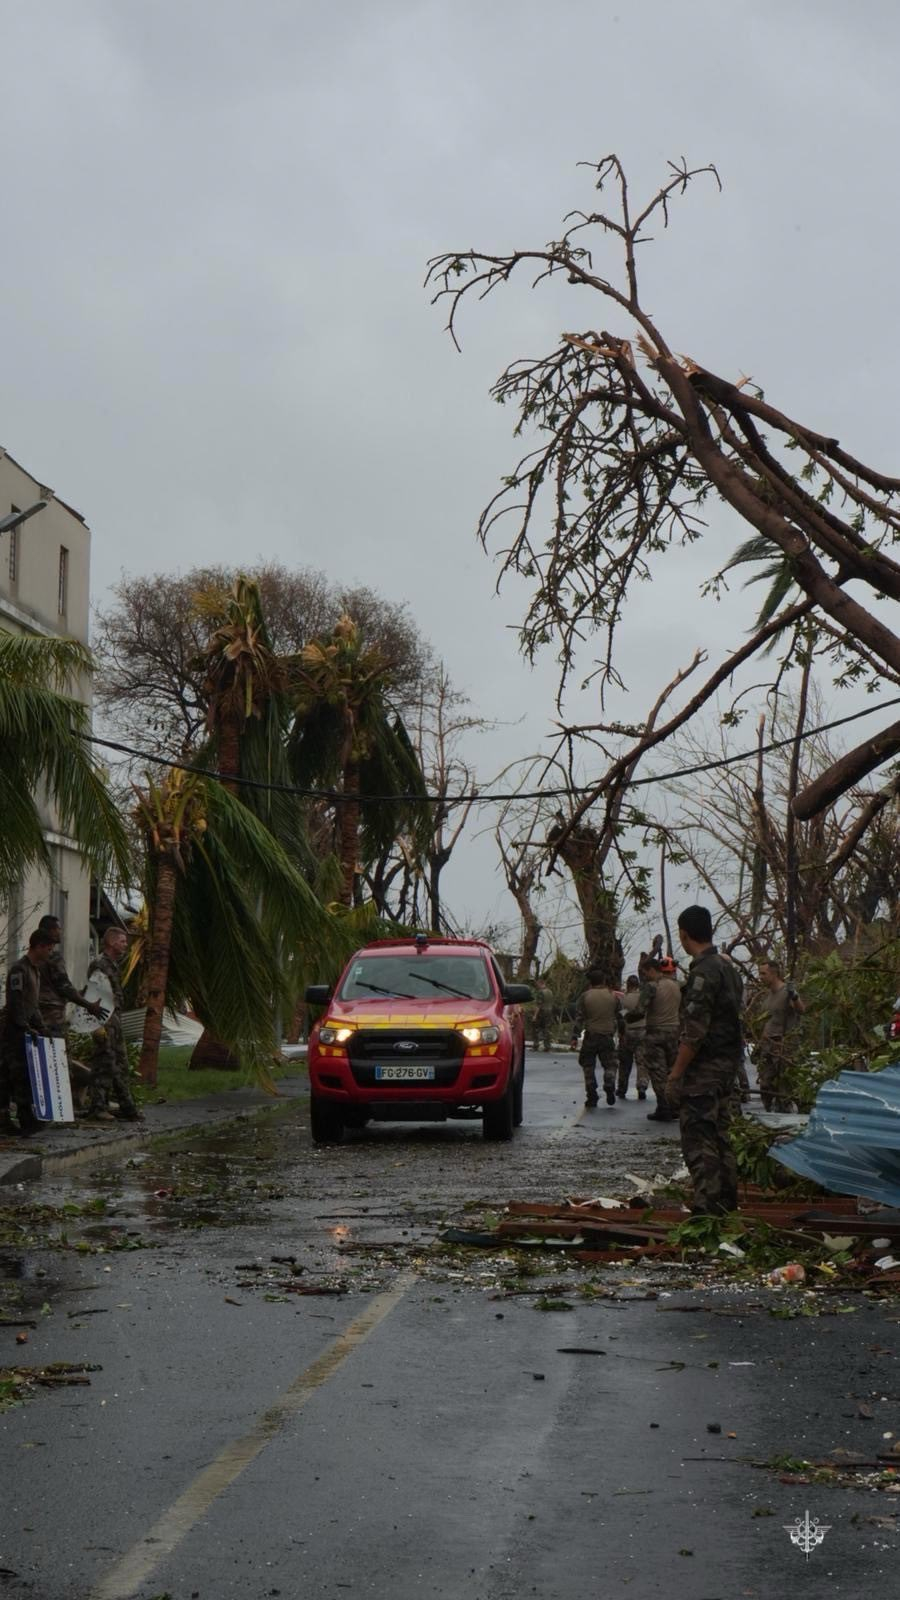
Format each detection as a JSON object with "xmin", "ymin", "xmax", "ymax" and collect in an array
[
  {"xmin": 502, "ymin": 983, "xmax": 533, "ymax": 1005},
  {"xmin": 304, "ymin": 984, "xmax": 331, "ymax": 1006}
]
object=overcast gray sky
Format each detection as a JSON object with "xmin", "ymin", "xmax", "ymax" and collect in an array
[{"xmin": 3, "ymin": 0, "xmax": 897, "ymax": 950}]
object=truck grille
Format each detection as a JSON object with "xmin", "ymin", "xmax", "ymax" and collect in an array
[{"xmin": 347, "ymin": 1028, "xmax": 464, "ymax": 1087}]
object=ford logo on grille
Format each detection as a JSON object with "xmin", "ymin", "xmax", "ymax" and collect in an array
[{"xmin": 395, "ymin": 1040, "xmax": 418, "ymax": 1053}]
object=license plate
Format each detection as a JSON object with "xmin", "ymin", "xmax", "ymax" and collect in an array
[{"xmin": 374, "ymin": 1064, "xmax": 436, "ymax": 1082}]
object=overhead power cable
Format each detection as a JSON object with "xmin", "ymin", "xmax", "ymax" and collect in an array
[{"xmin": 82, "ymin": 692, "xmax": 900, "ymax": 808}]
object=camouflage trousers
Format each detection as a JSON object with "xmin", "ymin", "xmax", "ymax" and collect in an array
[
  {"xmin": 89, "ymin": 1016, "xmax": 137, "ymax": 1115},
  {"xmin": 0, "ymin": 1032, "xmax": 34, "ymax": 1121},
  {"xmin": 757, "ymin": 1041, "xmax": 794, "ymax": 1112},
  {"xmin": 579, "ymin": 1031, "xmax": 617, "ymax": 1101},
  {"xmin": 617, "ymin": 1035, "xmax": 649, "ymax": 1095},
  {"xmin": 637, "ymin": 1031, "xmax": 679, "ymax": 1112},
  {"xmin": 673, "ymin": 1055, "xmax": 740, "ymax": 1215},
  {"xmin": 532, "ymin": 1010, "xmax": 552, "ymax": 1051}
]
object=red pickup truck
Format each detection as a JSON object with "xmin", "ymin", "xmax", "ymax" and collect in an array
[{"xmin": 304, "ymin": 935, "xmax": 531, "ymax": 1145}]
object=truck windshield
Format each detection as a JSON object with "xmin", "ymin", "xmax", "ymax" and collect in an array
[{"xmin": 339, "ymin": 955, "xmax": 493, "ymax": 1002}]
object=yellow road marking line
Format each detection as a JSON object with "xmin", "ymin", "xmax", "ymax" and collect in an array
[{"xmin": 89, "ymin": 1271, "xmax": 417, "ymax": 1600}]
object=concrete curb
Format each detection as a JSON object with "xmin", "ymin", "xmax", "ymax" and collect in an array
[
  {"xmin": 0, "ymin": 1079, "xmax": 308, "ymax": 1187},
  {"xmin": 0, "ymin": 1151, "xmax": 43, "ymax": 1186}
]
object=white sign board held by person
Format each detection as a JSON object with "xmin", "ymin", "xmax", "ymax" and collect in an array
[
  {"xmin": 69, "ymin": 971, "xmax": 115, "ymax": 1036},
  {"xmin": 24, "ymin": 1035, "xmax": 75, "ymax": 1123}
]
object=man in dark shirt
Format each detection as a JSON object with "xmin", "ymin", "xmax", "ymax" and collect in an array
[
  {"xmin": 666, "ymin": 905, "xmax": 743, "ymax": 1215},
  {"xmin": 0, "ymin": 929, "xmax": 55, "ymax": 1136}
]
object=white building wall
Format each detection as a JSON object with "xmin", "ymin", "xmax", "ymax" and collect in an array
[{"xmin": 0, "ymin": 447, "xmax": 94, "ymax": 992}]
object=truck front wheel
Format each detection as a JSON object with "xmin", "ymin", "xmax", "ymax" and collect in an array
[
  {"xmin": 310, "ymin": 1096, "xmax": 344, "ymax": 1145},
  {"xmin": 513, "ymin": 1055, "xmax": 525, "ymax": 1127},
  {"xmin": 482, "ymin": 1078, "xmax": 514, "ymax": 1142}
]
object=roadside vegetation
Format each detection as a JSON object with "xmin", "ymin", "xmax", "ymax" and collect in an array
[{"xmin": 138, "ymin": 1046, "xmax": 306, "ymax": 1104}]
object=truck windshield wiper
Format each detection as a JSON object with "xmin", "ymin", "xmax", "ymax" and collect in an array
[
  {"xmin": 356, "ymin": 981, "xmax": 416, "ymax": 999},
  {"xmin": 406, "ymin": 972, "xmax": 475, "ymax": 999}
]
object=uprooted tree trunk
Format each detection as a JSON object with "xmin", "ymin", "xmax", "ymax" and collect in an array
[{"xmin": 545, "ymin": 818, "xmax": 623, "ymax": 983}]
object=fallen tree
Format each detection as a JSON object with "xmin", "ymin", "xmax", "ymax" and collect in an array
[{"xmin": 428, "ymin": 155, "xmax": 900, "ymax": 829}]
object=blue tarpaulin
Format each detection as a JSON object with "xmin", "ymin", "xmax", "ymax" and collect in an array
[{"xmin": 773, "ymin": 1064, "xmax": 900, "ymax": 1207}]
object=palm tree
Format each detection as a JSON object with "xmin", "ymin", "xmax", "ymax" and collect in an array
[
  {"xmin": 0, "ymin": 631, "xmax": 131, "ymax": 896},
  {"xmin": 288, "ymin": 615, "xmax": 430, "ymax": 907},
  {"xmin": 189, "ymin": 577, "xmax": 313, "ymax": 1067},
  {"xmin": 195, "ymin": 578, "xmax": 285, "ymax": 779},
  {"xmin": 132, "ymin": 766, "xmax": 333, "ymax": 1086}
]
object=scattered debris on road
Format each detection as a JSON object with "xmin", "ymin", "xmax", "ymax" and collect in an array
[
  {"xmin": 1, "ymin": 1361, "xmax": 101, "ymax": 1409},
  {"xmin": 436, "ymin": 1191, "xmax": 900, "ymax": 1299}
]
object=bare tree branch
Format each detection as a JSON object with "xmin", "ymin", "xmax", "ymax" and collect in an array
[{"xmin": 428, "ymin": 154, "xmax": 900, "ymax": 815}]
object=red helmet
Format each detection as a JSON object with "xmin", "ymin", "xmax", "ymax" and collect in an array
[{"xmin": 658, "ymin": 957, "xmax": 677, "ymax": 976}]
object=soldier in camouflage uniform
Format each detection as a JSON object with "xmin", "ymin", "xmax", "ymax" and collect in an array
[
  {"xmin": 666, "ymin": 906, "xmax": 742, "ymax": 1216},
  {"xmin": 37, "ymin": 916, "xmax": 104, "ymax": 1036},
  {"xmin": 755, "ymin": 960, "xmax": 804, "ymax": 1111},
  {"xmin": 572, "ymin": 969, "xmax": 620, "ymax": 1108},
  {"xmin": 617, "ymin": 975, "xmax": 649, "ymax": 1100},
  {"xmin": 37, "ymin": 916, "xmax": 104, "ymax": 1108},
  {"xmin": 86, "ymin": 928, "xmax": 141, "ymax": 1121},
  {"xmin": 636, "ymin": 956, "xmax": 681, "ymax": 1121},
  {"xmin": 0, "ymin": 929, "xmax": 55, "ymax": 1136},
  {"xmin": 531, "ymin": 982, "xmax": 554, "ymax": 1052}
]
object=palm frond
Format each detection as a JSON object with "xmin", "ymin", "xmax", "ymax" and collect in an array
[
  {"xmin": 0, "ymin": 631, "xmax": 94, "ymax": 691},
  {"xmin": 721, "ymin": 534, "xmax": 799, "ymax": 633},
  {"xmin": 748, "ymin": 561, "xmax": 797, "ymax": 628},
  {"xmin": 721, "ymin": 534, "xmax": 780, "ymax": 573},
  {"xmin": 136, "ymin": 774, "xmax": 336, "ymax": 1070},
  {"xmin": 0, "ymin": 632, "xmax": 133, "ymax": 895},
  {"xmin": 201, "ymin": 781, "xmax": 333, "ymax": 953},
  {"xmin": 288, "ymin": 700, "xmax": 345, "ymax": 788},
  {"xmin": 287, "ymin": 615, "xmax": 430, "ymax": 895},
  {"xmin": 359, "ymin": 715, "xmax": 431, "ymax": 863}
]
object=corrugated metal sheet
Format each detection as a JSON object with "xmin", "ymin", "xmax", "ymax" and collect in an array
[{"xmin": 773, "ymin": 1064, "xmax": 900, "ymax": 1207}]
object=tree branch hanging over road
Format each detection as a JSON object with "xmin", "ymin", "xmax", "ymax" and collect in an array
[{"xmin": 428, "ymin": 154, "xmax": 900, "ymax": 818}]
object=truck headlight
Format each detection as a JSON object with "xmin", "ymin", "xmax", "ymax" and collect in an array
[
  {"xmin": 460, "ymin": 1025, "xmax": 500, "ymax": 1045},
  {"xmin": 319, "ymin": 1024, "xmax": 353, "ymax": 1044}
]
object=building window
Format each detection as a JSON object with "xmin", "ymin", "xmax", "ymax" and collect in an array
[
  {"xmin": 58, "ymin": 545, "xmax": 68, "ymax": 615},
  {"xmin": 8, "ymin": 509, "xmax": 18, "ymax": 584}
]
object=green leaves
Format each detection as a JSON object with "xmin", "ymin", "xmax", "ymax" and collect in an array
[
  {"xmin": 288, "ymin": 614, "xmax": 429, "ymax": 891},
  {"xmin": 0, "ymin": 630, "xmax": 132, "ymax": 896},
  {"xmin": 720, "ymin": 533, "xmax": 799, "ymax": 633},
  {"xmin": 136, "ymin": 771, "xmax": 334, "ymax": 1076}
]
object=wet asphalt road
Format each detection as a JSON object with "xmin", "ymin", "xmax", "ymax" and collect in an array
[{"xmin": 1, "ymin": 1051, "xmax": 899, "ymax": 1599}]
